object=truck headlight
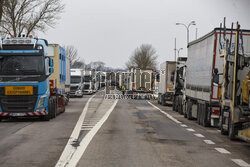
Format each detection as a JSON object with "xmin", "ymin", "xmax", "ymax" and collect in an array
[{"xmin": 37, "ymin": 96, "xmax": 46, "ymax": 108}]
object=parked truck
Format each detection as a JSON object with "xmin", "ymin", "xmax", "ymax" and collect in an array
[
  {"xmin": 83, "ymin": 70, "xmax": 95, "ymax": 94},
  {"xmin": 220, "ymin": 22, "xmax": 250, "ymax": 141},
  {"xmin": 70, "ymin": 69, "xmax": 84, "ymax": 97},
  {"xmin": 172, "ymin": 57, "xmax": 187, "ymax": 114},
  {"xmin": 158, "ymin": 61, "xmax": 176, "ymax": 105},
  {"xmin": 182, "ymin": 27, "xmax": 249, "ymax": 127},
  {"xmin": 48, "ymin": 44, "xmax": 69, "ymax": 114},
  {"xmin": 0, "ymin": 37, "xmax": 68, "ymax": 121}
]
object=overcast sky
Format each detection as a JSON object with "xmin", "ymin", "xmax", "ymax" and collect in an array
[{"xmin": 40, "ymin": 0, "xmax": 250, "ymax": 69}]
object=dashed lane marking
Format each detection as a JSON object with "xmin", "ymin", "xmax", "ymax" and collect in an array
[
  {"xmin": 55, "ymin": 94, "xmax": 96, "ymax": 167},
  {"xmin": 204, "ymin": 140, "xmax": 215, "ymax": 145},
  {"xmin": 187, "ymin": 128, "xmax": 195, "ymax": 132},
  {"xmin": 215, "ymin": 148, "xmax": 231, "ymax": 154},
  {"xmin": 194, "ymin": 133, "xmax": 205, "ymax": 138},
  {"xmin": 147, "ymin": 101, "xmax": 181, "ymax": 124},
  {"xmin": 231, "ymin": 159, "xmax": 250, "ymax": 167},
  {"xmin": 180, "ymin": 124, "xmax": 188, "ymax": 127},
  {"xmin": 67, "ymin": 100, "xmax": 118, "ymax": 167}
]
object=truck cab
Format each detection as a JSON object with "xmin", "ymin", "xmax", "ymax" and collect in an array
[
  {"xmin": 0, "ymin": 36, "xmax": 54, "ymax": 120},
  {"xmin": 70, "ymin": 69, "xmax": 84, "ymax": 97}
]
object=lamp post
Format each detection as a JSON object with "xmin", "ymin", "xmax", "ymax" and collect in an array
[
  {"xmin": 174, "ymin": 48, "xmax": 183, "ymax": 61},
  {"xmin": 176, "ymin": 21, "xmax": 196, "ymax": 46}
]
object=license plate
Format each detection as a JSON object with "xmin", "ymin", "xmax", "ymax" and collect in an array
[
  {"xmin": 11, "ymin": 113, "xmax": 26, "ymax": 116},
  {"xmin": 5, "ymin": 86, "xmax": 33, "ymax": 95}
]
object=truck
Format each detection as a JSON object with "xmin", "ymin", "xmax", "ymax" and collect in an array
[
  {"xmin": 48, "ymin": 44, "xmax": 69, "ymax": 114},
  {"xmin": 182, "ymin": 27, "xmax": 249, "ymax": 127},
  {"xmin": 158, "ymin": 61, "xmax": 176, "ymax": 105},
  {"xmin": 70, "ymin": 69, "xmax": 84, "ymax": 97},
  {"xmin": 220, "ymin": 22, "xmax": 250, "ymax": 141},
  {"xmin": 172, "ymin": 57, "xmax": 187, "ymax": 114},
  {"xmin": 0, "ymin": 36, "xmax": 68, "ymax": 121},
  {"xmin": 83, "ymin": 70, "xmax": 95, "ymax": 94}
]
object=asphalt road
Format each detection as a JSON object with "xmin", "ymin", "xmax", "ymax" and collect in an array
[{"xmin": 0, "ymin": 92, "xmax": 249, "ymax": 167}]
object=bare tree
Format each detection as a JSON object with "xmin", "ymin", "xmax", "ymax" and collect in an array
[
  {"xmin": 65, "ymin": 45, "xmax": 79, "ymax": 66},
  {"xmin": 71, "ymin": 60, "xmax": 85, "ymax": 69},
  {"xmin": 86, "ymin": 61, "xmax": 105, "ymax": 71},
  {"xmin": 0, "ymin": 0, "xmax": 4, "ymax": 23},
  {"xmin": 126, "ymin": 44, "xmax": 158, "ymax": 70},
  {"xmin": 0, "ymin": 0, "xmax": 64, "ymax": 36}
]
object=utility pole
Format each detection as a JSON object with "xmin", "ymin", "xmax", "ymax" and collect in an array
[{"xmin": 174, "ymin": 38, "xmax": 177, "ymax": 61}]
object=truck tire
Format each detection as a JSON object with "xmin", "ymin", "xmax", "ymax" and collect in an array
[
  {"xmin": 197, "ymin": 103, "xmax": 201, "ymax": 125},
  {"xmin": 220, "ymin": 110, "xmax": 228, "ymax": 135},
  {"xmin": 50, "ymin": 98, "xmax": 57, "ymax": 119},
  {"xmin": 42, "ymin": 98, "xmax": 52, "ymax": 121},
  {"xmin": 172, "ymin": 96, "xmax": 176, "ymax": 111},
  {"xmin": 187, "ymin": 101, "xmax": 192, "ymax": 120},
  {"xmin": 228, "ymin": 112, "xmax": 237, "ymax": 140},
  {"xmin": 162, "ymin": 94, "xmax": 166, "ymax": 106},
  {"xmin": 203, "ymin": 104, "xmax": 210, "ymax": 127}
]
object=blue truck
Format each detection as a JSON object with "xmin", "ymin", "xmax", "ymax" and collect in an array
[{"xmin": 0, "ymin": 36, "xmax": 67, "ymax": 121}]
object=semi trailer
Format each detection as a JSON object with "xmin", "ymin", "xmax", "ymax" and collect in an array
[
  {"xmin": 220, "ymin": 22, "xmax": 250, "ymax": 141},
  {"xmin": 183, "ymin": 27, "xmax": 250, "ymax": 128},
  {"xmin": 0, "ymin": 37, "xmax": 68, "ymax": 120},
  {"xmin": 48, "ymin": 44, "xmax": 69, "ymax": 115},
  {"xmin": 183, "ymin": 28, "xmax": 225, "ymax": 127},
  {"xmin": 158, "ymin": 61, "xmax": 176, "ymax": 105}
]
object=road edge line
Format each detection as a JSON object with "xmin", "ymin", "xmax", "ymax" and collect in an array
[{"xmin": 147, "ymin": 101, "xmax": 181, "ymax": 124}]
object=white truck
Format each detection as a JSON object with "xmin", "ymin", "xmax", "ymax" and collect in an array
[
  {"xmin": 158, "ymin": 61, "xmax": 176, "ymax": 105},
  {"xmin": 70, "ymin": 69, "xmax": 84, "ymax": 97},
  {"xmin": 183, "ymin": 28, "xmax": 231, "ymax": 127},
  {"xmin": 83, "ymin": 70, "xmax": 95, "ymax": 94}
]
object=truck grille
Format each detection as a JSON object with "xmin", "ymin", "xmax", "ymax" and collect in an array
[
  {"xmin": 70, "ymin": 86, "xmax": 78, "ymax": 94},
  {"xmin": 0, "ymin": 96, "xmax": 37, "ymax": 113},
  {"xmin": 84, "ymin": 85, "xmax": 90, "ymax": 89}
]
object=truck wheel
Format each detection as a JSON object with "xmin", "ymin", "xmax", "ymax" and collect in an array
[
  {"xmin": 228, "ymin": 112, "xmax": 237, "ymax": 140},
  {"xmin": 172, "ymin": 97, "xmax": 176, "ymax": 111},
  {"xmin": 51, "ymin": 98, "xmax": 57, "ymax": 119},
  {"xmin": 162, "ymin": 94, "xmax": 166, "ymax": 106},
  {"xmin": 187, "ymin": 101, "xmax": 192, "ymax": 120},
  {"xmin": 41, "ymin": 98, "xmax": 52, "ymax": 121},
  {"xmin": 203, "ymin": 104, "xmax": 210, "ymax": 127},
  {"xmin": 220, "ymin": 110, "xmax": 228, "ymax": 135},
  {"xmin": 197, "ymin": 103, "xmax": 201, "ymax": 124}
]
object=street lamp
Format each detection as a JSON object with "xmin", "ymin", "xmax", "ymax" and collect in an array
[
  {"xmin": 174, "ymin": 48, "xmax": 183, "ymax": 61},
  {"xmin": 176, "ymin": 21, "xmax": 196, "ymax": 46}
]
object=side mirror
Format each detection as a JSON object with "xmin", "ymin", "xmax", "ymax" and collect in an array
[
  {"xmin": 49, "ymin": 58, "xmax": 54, "ymax": 67},
  {"xmin": 49, "ymin": 68, "xmax": 54, "ymax": 74}
]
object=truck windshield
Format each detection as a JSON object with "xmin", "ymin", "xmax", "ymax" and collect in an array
[
  {"xmin": 71, "ymin": 76, "xmax": 81, "ymax": 84},
  {"xmin": 0, "ymin": 55, "xmax": 44, "ymax": 75},
  {"xmin": 83, "ymin": 76, "xmax": 92, "ymax": 82}
]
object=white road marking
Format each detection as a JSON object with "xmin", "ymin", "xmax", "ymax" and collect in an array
[
  {"xmin": 147, "ymin": 101, "xmax": 181, "ymax": 124},
  {"xmin": 231, "ymin": 159, "xmax": 250, "ymax": 167},
  {"xmin": 180, "ymin": 124, "xmax": 188, "ymax": 127},
  {"xmin": 194, "ymin": 133, "xmax": 205, "ymax": 138},
  {"xmin": 215, "ymin": 148, "xmax": 231, "ymax": 154},
  {"xmin": 55, "ymin": 94, "xmax": 96, "ymax": 167},
  {"xmin": 204, "ymin": 140, "xmax": 215, "ymax": 145},
  {"xmin": 187, "ymin": 128, "xmax": 195, "ymax": 132},
  {"xmin": 67, "ymin": 100, "xmax": 118, "ymax": 167}
]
